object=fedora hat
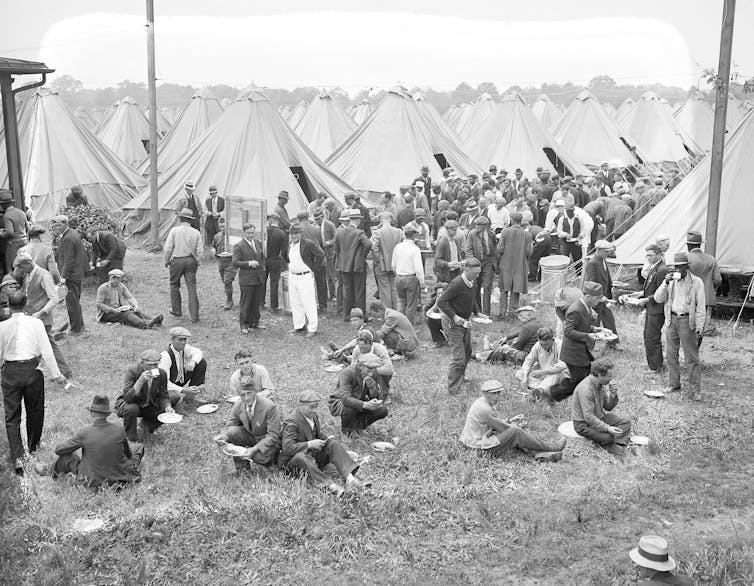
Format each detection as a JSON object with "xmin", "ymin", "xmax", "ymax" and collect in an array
[
  {"xmin": 629, "ymin": 535, "xmax": 676, "ymax": 572},
  {"xmin": 673, "ymin": 252, "xmax": 689, "ymax": 266},
  {"xmin": 177, "ymin": 207, "xmax": 195, "ymax": 220},
  {"xmin": 0, "ymin": 190, "xmax": 14, "ymax": 203},
  {"xmin": 686, "ymin": 231, "xmax": 703, "ymax": 245},
  {"xmin": 89, "ymin": 395, "xmax": 112, "ymax": 414}
]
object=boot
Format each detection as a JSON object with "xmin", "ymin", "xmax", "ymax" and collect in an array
[{"xmin": 223, "ymin": 283, "xmax": 234, "ymax": 310}]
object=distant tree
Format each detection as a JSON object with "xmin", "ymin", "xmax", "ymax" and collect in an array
[
  {"xmin": 476, "ymin": 82, "xmax": 499, "ymax": 97},
  {"xmin": 115, "ymin": 80, "xmax": 148, "ymax": 104},
  {"xmin": 452, "ymin": 82, "xmax": 478, "ymax": 104},
  {"xmin": 588, "ymin": 75, "xmax": 617, "ymax": 90},
  {"xmin": 50, "ymin": 75, "xmax": 83, "ymax": 96}
]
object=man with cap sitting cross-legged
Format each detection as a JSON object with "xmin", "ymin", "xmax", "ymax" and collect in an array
[
  {"xmin": 95, "ymin": 269, "xmax": 163, "ymax": 329},
  {"xmin": 334, "ymin": 352, "xmax": 389, "ymax": 435},
  {"xmin": 158, "ymin": 327, "xmax": 207, "ymax": 407},
  {"xmin": 280, "ymin": 390, "xmax": 371, "ymax": 498},
  {"xmin": 460, "ymin": 380, "xmax": 566, "ymax": 462},
  {"xmin": 34, "ymin": 395, "xmax": 144, "ymax": 488}
]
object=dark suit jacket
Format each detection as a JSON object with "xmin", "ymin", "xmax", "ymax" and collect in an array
[
  {"xmin": 434, "ymin": 234, "xmax": 466, "ymax": 282},
  {"xmin": 120, "ymin": 364, "xmax": 170, "ymax": 410},
  {"xmin": 58, "ymin": 227, "xmax": 87, "ymax": 281},
  {"xmin": 336, "ymin": 364, "xmax": 383, "ymax": 411},
  {"xmin": 354, "ymin": 202, "xmax": 372, "ymax": 237},
  {"xmin": 232, "ymin": 238, "xmax": 266, "ymax": 286},
  {"xmin": 279, "ymin": 407, "xmax": 325, "ymax": 467},
  {"xmin": 266, "ymin": 226, "xmax": 289, "ymax": 267},
  {"xmin": 226, "ymin": 395, "xmax": 281, "ymax": 455},
  {"xmin": 688, "ymin": 248, "xmax": 722, "ymax": 306},
  {"xmin": 204, "ymin": 196, "xmax": 225, "ymax": 216},
  {"xmin": 295, "ymin": 237, "xmax": 325, "ymax": 272},
  {"xmin": 396, "ymin": 206, "xmax": 414, "ymax": 228},
  {"xmin": 641, "ymin": 261, "xmax": 670, "ymax": 315},
  {"xmin": 465, "ymin": 228, "xmax": 499, "ymax": 263},
  {"xmin": 560, "ymin": 300, "xmax": 596, "ymax": 367},
  {"xmin": 334, "ymin": 225, "xmax": 371, "ymax": 272},
  {"xmin": 584, "ymin": 256, "xmax": 613, "ymax": 299},
  {"xmin": 92, "ymin": 231, "xmax": 126, "ymax": 265}
]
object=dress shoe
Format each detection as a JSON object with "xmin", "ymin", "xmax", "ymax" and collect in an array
[
  {"xmin": 305, "ymin": 331, "xmax": 316, "ymax": 339},
  {"xmin": 431, "ymin": 342, "xmax": 447, "ymax": 349},
  {"xmin": 288, "ymin": 328, "xmax": 305, "ymax": 334},
  {"xmin": 533, "ymin": 451, "xmax": 563, "ymax": 463},
  {"xmin": 346, "ymin": 476, "xmax": 372, "ymax": 489},
  {"xmin": 14, "ymin": 458, "xmax": 24, "ymax": 475},
  {"xmin": 169, "ymin": 310, "xmax": 182, "ymax": 317},
  {"xmin": 223, "ymin": 302, "xmax": 233, "ymax": 311},
  {"xmin": 34, "ymin": 462, "xmax": 52, "ymax": 476},
  {"xmin": 148, "ymin": 314, "xmax": 164, "ymax": 327},
  {"xmin": 241, "ymin": 328, "xmax": 250, "ymax": 334},
  {"xmin": 252, "ymin": 324, "xmax": 267, "ymax": 330},
  {"xmin": 52, "ymin": 331, "xmax": 67, "ymax": 341},
  {"xmin": 664, "ymin": 386, "xmax": 681, "ymax": 393}
]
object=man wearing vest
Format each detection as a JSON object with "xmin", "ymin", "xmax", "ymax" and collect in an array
[
  {"xmin": 179, "ymin": 180, "xmax": 203, "ymax": 232},
  {"xmin": 204, "ymin": 185, "xmax": 225, "ymax": 246},
  {"xmin": 158, "ymin": 327, "xmax": 207, "ymax": 407}
]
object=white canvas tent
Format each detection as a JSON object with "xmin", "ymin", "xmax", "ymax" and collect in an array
[
  {"xmin": 412, "ymin": 91, "xmax": 461, "ymax": 143},
  {"xmin": 461, "ymin": 91, "xmax": 592, "ymax": 179},
  {"xmin": 611, "ymin": 109, "xmax": 754, "ymax": 273},
  {"xmin": 286, "ymin": 99, "xmax": 309, "ymax": 128},
  {"xmin": 294, "ymin": 91, "xmax": 357, "ymax": 160},
  {"xmin": 614, "ymin": 97, "xmax": 635, "ymax": 124},
  {"xmin": 673, "ymin": 93, "xmax": 717, "ymax": 152},
  {"xmin": 0, "ymin": 88, "xmax": 146, "ymax": 221},
  {"xmin": 145, "ymin": 106, "xmax": 172, "ymax": 135},
  {"xmin": 138, "ymin": 88, "xmax": 224, "ymax": 174},
  {"xmin": 96, "ymin": 97, "xmax": 150, "ymax": 167},
  {"xmin": 551, "ymin": 90, "xmax": 642, "ymax": 167},
  {"xmin": 452, "ymin": 102, "xmax": 475, "ymax": 137},
  {"xmin": 122, "ymin": 86, "xmax": 364, "ymax": 244},
  {"xmin": 458, "ymin": 93, "xmax": 498, "ymax": 141},
  {"xmin": 326, "ymin": 86, "xmax": 482, "ymax": 198},
  {"xmin": 531, "ymin": 94, "xmax": 562, "ymax": 130},
  {"xmin": 350, "ymin": 99, "xmax": 373, "ymax": 125}
]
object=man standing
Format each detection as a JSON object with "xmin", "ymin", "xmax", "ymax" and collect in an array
[
  {"xmin": 459, "ymin": 200, "xmax": 481, "ymax": 230},
  {"xmin": 395, "ymin": 191, "xmax": 416, "ymax": 228},
  {"xmin": 496, "ymin": 212, "xmax": 532, "ymax": 319},
  {"xmin": 438, "ymin": 258, "xmax": 482, "ymax": 395},
  {"xmin": 636, "ymin": 244, "xmax": 670, "ymax": 374},
  {"xmin": 158, "ymin": 327, "xmax": 207, "ymax": 406},
  {"xmin": 413, "ymin": 165, "xmax": 432, "ymax": 203},
  {"xmin": 307, "ymin": 191, "xmax": 327, "ymax": 217},
  {"xmin": 0, "ymin": 291, "xmax": 67, "ymax": 474},
  {"xmin": 52, "ymin": 215, "xmax": 87, "ymax": 335},
  {"xmin": 87, "ymin": 228, "xmax": 126, "ymax": 284},
  {"xmin": 204, "ymin": 185, "xmax": 224, "ymax": 246},
  {"xmin": 556, "ymin": 201, "xmax": 585, "ymax": 274},
  {"xmin": 210, "ymin": 217, "xmax": 237, "ymax": 310},
  {"xmin": 313, "ymin": 208, "xmax": 337, "ymax": 303},
  {"xmin": 264, "ymin": 213, "xmax": 288, "ymax": 314},
  {"xmin": 555, "ymin": 281, "xmax": 604, "ymax": 401},
  {"xmin": 335, "ymin": 353, "xmax": 389, "ymax": 435},
  {"xmin": 33, "ymin": 395, "xmax": 143, "ymax": 487},
  {"xmin": 287, "ymin": 224, "xmax": 324, "ymax": 338},
  {"xmin": 178, "ymin": 181, "xmax": 203, "ymax": 232},
  {"xmin": 391, "ymin": 225, "xmax": 425, "ymax": 325},
  {"xmin": 334, "ymin": 210, "xmax": 371, "ymax": 320},
  {"xmin": 350, "ymin": 192, "xmax": 373, "ymax": 238},
  {"xmin": 296, "ymin": 211, "xmax": 328, "ymax": 312},
  {"xmin": 654, "ymin": 253, "xmax": 706, "ymax": 400},
  {"xmin": 433, "ymin": 219, "xmax": 465, "ymax": 285},
  {"xmin": 13, "ymin": 253, "xmax": 73, "ymax": 378},
  {"xmin": 371, "ymin": 211, "xmax": 403, "ymax": 310},
  {"xmin": 0, "ymin": 190, "xmax": 28, "ymax": 272},
  {"xmin": 163, "ymin": 208, "xmax": 202, "ymax": 323},
  {"xmin": 232, "ymin": 223, "xmax": 266, "ymax": 333},
  {"xmin": 275, "ymin": 191, "xmax": 291, "ymax": 233},
  {"xmin": 686, "ymin": 231, "xmax": 721, "ymax": 346},
  {"xmin": 583, "ymin": 240, "xmax": 620, "ymax": 349},
  {"xmin": 465, "ymin": 216, "xmax": 497, "ymax": 317},
  {"xmin": 95, "ymin": 269, "xmax": 163, "ymax": 329},
  {"xmin": 18, "ymin": 225, "xmax": 60, "ymax": 284}
]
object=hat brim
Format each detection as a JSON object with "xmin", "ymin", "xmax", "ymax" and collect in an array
[{"xmin": 629, "ymin": 549, "xmax": 676, "ymax": 572}]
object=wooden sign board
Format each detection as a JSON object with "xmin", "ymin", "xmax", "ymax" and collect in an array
[{"xmin": 223, "ymin": 196, "xmax": 268, "ymax": 252}]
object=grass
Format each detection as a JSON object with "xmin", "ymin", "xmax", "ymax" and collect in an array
[{"xmin": 2, "ymin": 248, "xmax": 754, "ymax": 585}]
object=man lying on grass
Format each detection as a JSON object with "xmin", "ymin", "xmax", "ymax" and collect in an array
[{"xmin": 460, "ymin": 379, "xmax": 566, "ymax": 462}]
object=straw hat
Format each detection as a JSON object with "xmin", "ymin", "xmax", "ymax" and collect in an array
[{"xmin": 629, "ymin": 535, "xmax": 677, "ymax": 572}]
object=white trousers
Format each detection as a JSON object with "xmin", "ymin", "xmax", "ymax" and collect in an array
[{"xmin": 290, "ymin": 272, "xmax": 318, "ymax": 332}]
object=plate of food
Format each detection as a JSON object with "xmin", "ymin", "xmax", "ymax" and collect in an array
[
  {"xmin": 196, "ymin": 404, "xmax": 218, "ymax": 414},
  {"xmin": 225, "ymin": 395, "xmax": 241, "ymax": 404},
  {"xmin": 557, "ymin": 421, "xmax": 581, "ymax": 439},
  {"xmin": 157, "ymin": 412, "xmax": 183, "ymax": 424},
  {"xmin": 222, "ymin": 444, "xmax": 251, "ymax": 458},
  {"xmin": 593, "ymin": 332, "xmax": 618, "ymax": 342},
  {"xmin": 630, "ymin": 435, "xmax": 650, "ymax": 446},
  {"xmin": 426, "ymin": 309, "xmax": 443, "ymax": 320},
  {"xmin": 371, "ymin": 441, "xmax": 396, "ymax": 452},
  {"xmin": 471, "ymin": 316, "xmax": 493, "ymax": 324},
  {"xmin": 643, "ymin": 389, "xmax": 665, "ymax": 398},
  {"xmin": 619, "ymin": 294, "xmax": 644, "ymax": 307},
  {"xmin": 324, "ymin": 363, "xmax": 345, "ymax": 373}
]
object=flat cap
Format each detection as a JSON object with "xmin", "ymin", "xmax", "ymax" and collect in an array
[
  {"xmin": 12, "ymin": 252, "xmax": 33, "ymax": 266},
  {"xmin": 108, "ymin": 268, "xmax": 125, "ymax": 277},
  {"xmin": 298, "ymin": 390, "xmax": 322, "ymax": 403},
  {"xmin": 582, "ymin": 281, "xmax": 603, "ymax": 297},
  {"xmin": 357, "ymin": 352, "xmax": 382, "ymax": 368},
  {"xmin": 515, "ymin": 305, "xmax": 536, "ymax": 313},
  {"xmin": 349, "ymin": 308, "xmax": 364, "ymax": 319},
  {"xmin": 51, "ymin": 214, "xmax": 69, "ymax": 223},
  {"xmin": 594, "ymin": 239, "xmax": 614, "ymax": 250},
  {"xmin": 444, "ymin": 219, "xmax": 459, "ymax": 230},
  {"xmin": 378, "ymin": 211, "xmax": 394, "ymax": 220},
  {"xmin": 140, "ymin": 349, "xmax": 162, "ymax": 363},
  {"xmin": 289, "ymin": 224, "xmax": 303, "ymax": 234},
  {"xmin": 413, "ymin": 208, "xmax": 426, "ymax": 217},
  {"xmin": 403, "ymin": 224, "xmax": 419, "ymax": 236},
  {"xmin": 169, "ymin": 327, "xmax": 191, "ymax": 338},
  {"xmin": 473, "ymin": 216, "xmax": 490, "ymax": 225},
  {"xmin": 480, "ymin": 380, "xmax": 504, "ymax": 393}
]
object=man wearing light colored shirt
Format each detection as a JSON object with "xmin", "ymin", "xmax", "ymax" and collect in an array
[
  {"xmin": 229, "ymin": 349, "xmax": 274, "ymax": 399},
  {"xmin": 164, "ymin": 208, "xmax": 203, "ymax": 322},
  {"xmin": 486, "ymin": 197, "xmax": 510, "ymax": 234},
  {"xmin": 0, "ymin": 292, "xmax": 66, "ymax": 474},
  {"xmin": 517, "ymin": 327, "xmax": 568, "ymax": 401},
  {"xmin": 391, "ymin": 225, "xmax": 425, "ymax": 325},
  {"xmin": 158, "ymin": 327, "xmax": 207, "ymax": 406}
]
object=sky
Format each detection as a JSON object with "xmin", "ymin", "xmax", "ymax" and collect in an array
[{"xmin": 1, "ymin": 1, "xmax": 753, "ymax": 94}]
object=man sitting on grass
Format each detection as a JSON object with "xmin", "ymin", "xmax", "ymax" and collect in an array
[
  {"xmin": 369, "ymin": 300, "xmax": 420, "ymax": 358},
  {"xmin": 460, "ymin": 379, "xmax": 566, "ymax": 462},
  {"xmin": 322, "ymin": 308, "xmax": 370, "ymax": 364},
  {"xmin": 213, "ymin": 375, "xmax": 281, "ymax": 473},
  {"xmin": 95, "ymin": 269, "xmax": 164, "ymax": 329},
  {"xmin": 474, "ymin": 305, "xmax": 543, "ymax": 364},
  {"xmin": 516, "ymin": 327, "xmax": 569, "ymax": 402},
  {"xmin": 280, "ymin": 390, "xmax": 371, "ymax": 498},
  {"xmin": 158, "ymin": 327, "xmax": 207, "ymax": 407},
  {"xmin": 349, "ymin": 330, "xmax": 393, "ymax": 396},
  {"xmin": 115, "ymin": 349, "xmax": 174, "ymax": 442},
  {"xmin": 335, "ymin": 352, "xmax": 389, "ymax": 435},
  {"xmin": 571, "ymin": 358, "xmax": 631, "ymax": 457},
  {"xmin": 228, "ymin": 349, "xmax": 274, "ymax": 399},
  {"xmin": 34, "ymin": 395, "xmax": 143, "ymax": 488}
]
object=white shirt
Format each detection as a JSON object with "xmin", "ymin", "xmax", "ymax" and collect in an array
[
  {"xmin": 158, "ymin": 343, "xmax": 204, "ymax": 392},
  {"xmin": 0, "ymin": 313, "xmax": 61, "ymax": 378},
  {"xmin": 391, "ymin": 240, "xmax": 425, "ymax": 286},
  {"xmin": 303, "ymin": 415, "xmax": 316, "ymax": 432},
  {"xmin": 288, "ymin": 242, "xmax": 309, "ymax": 273},
  {"xmin": 486, "ymin": 204, "xmax": 510, "ymax": 231}
]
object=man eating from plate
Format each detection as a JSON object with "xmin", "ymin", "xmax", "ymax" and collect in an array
[{"xmin": 158, "ymin": 327, "xmax": 207, "ymax": 407}]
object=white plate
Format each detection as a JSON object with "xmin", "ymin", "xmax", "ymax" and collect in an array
[
  {"xmin": 471, "ymin": 317, "xmax": 493, "ymax": 324},
  {"xmin": 593, "ymin": 332, "xmax": 618, "ymax": 342},
  {"xmin": 426, "ymin": 310, "xmax": 443, "ymax": 320},
  {"xmin": 643, "ymin": 389, "xmax": 665, "ymax": 398},
  {"xmin": 371, "ymin": 441, "xmax": 396, "ymax": 452},
  {"xmin": 157, "ymin": 412, "xmax": 183, "ymax": 424},
  {"xmin": 324, "ymin": 364, "xmax": 345, "ymax": 373},
  {"xmin": 196, "ymin": 404, "xmax": 218, "ymax": 414},
  {"xmin": 630, "ymin": 435, "xmax": 649, "ymax": 446},
  {"xmin": 222, "ymin": 444, "xmax": 250, "ymax": 458},
  {"xmin": 226, "ymin": 395, "xmax": 241, "ymax": 404},
  {"xmin": 557, "ymin": 421, "xmax": 582, "ymax": 439},
  {"xmin": 347, "ymin": 450, "xmax": 360, "ymax": 460}
]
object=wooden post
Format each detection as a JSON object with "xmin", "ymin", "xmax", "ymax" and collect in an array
[
  {"xmin": 706, "ymin": 0, "xmax": 736, "ymax": 256},
  {"xmin": 0, "ymin": 75, "xmax": 25, "ymax": 208},
  {"xmin": 146, "ymin": 0, "xmax": 160, "ymax": 246}
]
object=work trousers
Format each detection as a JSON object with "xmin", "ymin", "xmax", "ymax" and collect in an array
[
  {"xmin": 218, "ymin": 256, "xmax": 237, "ymax": 306},
  {"xmin": 314, "ymin": 265, "xmax": 328, "ymax": 311},
  {"xmin": 559, "ymin": 241, "xmax": 582, "ymax": 275},
  {"xmin": 666, "ymin": 314, "xmax": 700, "ymax": 393},
  {"xmin": 697, "ymin": 306, "xmax": 714, "ymax": 348},
  {"xmin": 593, "ymin": 301, "xmax": 619, "ymax": 343},
  {"xmin": 65, "ymin": 278, "xmax": 84, "ymax": 333},
  {"xmin": 497, "ymin": 290, "xmax": 520, "ymax": 316},
  {"xmin": 396, "ymin": 275, "xmax": 421, "ymax": 325},
  {"xmin": 44, "ymin": 324, "xmax": 72, "ymax": 378},
  {"xmin": 644, "ymin": 311, "xmax": 665, "ymax": 371},
  {"xmin": 475, "ymin": 257, "xmax": 495, "ymax": 315},
  {"xmin": 484, "ymin": 426, "xmax": 558, "ymax": 457},
  {"xmin": 479, "ymin": 345, "xmax": 527, "ymax": 365},
  {"xmin": 324, "ymin": 248, "xmax": 336, "ymax": 300},
  {"xmin": 375, "ymin": 269, "xmax": 398, "ymax": 310},
  {"xmin": 224, "ymin": 426, "xmax": 280, "ymax": 468},
  {"xmin": 284, "ymin": 440, "xmax": 358, "ymax": 487},
  {"xmin": 426, "ymin": 315, "xmax": 446, "ymax": 345},
  {"xmin": 168, "ymin": 359, "xmax": 207, "ymax": 406},
  {"xmin": 52, "ymin": 444, "xmax": 144, "ymax": 485},
  {"xmin": 2, "ymin": 359, "xmax": 44, "ymax": 460},
  {"xmin": 239, "ymin": 285, "xmax": 264, "ymax": 329},
  {"xmin": 205, "ymin": 217, "xmax": 219, "ymax": 246},
  {"xmin": 574, "ymin": 414, "xmax": 631, "ymax": 447},
  {"xmin": 100, "ymin": 309, "xmax": 153, "ymax": 329},
  {"xmin": 446, "ymin": 322, "xmax": 472, "ymax": 394},
  {"xmin": 168, "ymin": 256, "xmax": 199, "ymax": 321},
  {"xmin": 384, "ymin": 331, "xmax": 417, "ymax": 356},
  {"xmin": 289, "ymin": 272, "xmax": 318, "ymax": 333},
  {"xmin": 335, "ymin": 271, "xmax": 344, "ymax": 315},
  {"xmin": 340, "ymin": 404, "xmax": 388, "ymax": 434},
  {"xmin": 341, "ymin": 271, "xmax": 366, "ymax": 319},
  {"xmin": 551, "ymin": 363, "xmax": 590, "ymax": 402},
  {"xmin": 114, "ymin": 400, "xmax": 163, "ymax": 442},
  {"xmin": 265, "ymin": 260, "xmax": 282, "ymax": 310}
]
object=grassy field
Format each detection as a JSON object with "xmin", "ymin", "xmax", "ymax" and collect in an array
[{"xmin": 2, "ymin": 249, "xmax": 754, "ymax": 585}]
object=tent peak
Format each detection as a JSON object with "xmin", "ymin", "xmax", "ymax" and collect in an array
[
  {"xmin": 235, "ymin": 85, "xmax": 270, "ymax": 102},
  {"xmin": 192, "ymin": 87, "xmax": 218, "ymax": 100}
]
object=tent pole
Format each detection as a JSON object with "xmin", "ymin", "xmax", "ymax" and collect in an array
[
  {"xmin": 706, "ymin": 0, "xmax": 736, "ymax": 256},
  {"xmin": 146, "ymin": 0, "xmax": 160, "ymax": 247}
]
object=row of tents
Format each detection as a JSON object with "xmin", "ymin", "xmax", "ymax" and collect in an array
[{"xmin": 0, "ymin": 83, "xmax": 752, "ymax": 272}]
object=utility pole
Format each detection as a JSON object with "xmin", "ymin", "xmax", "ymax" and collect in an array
[
  {"xmin": 706, "ymin": 0, "xmax": 736, "ymax": 256},
  {"xmin": 146, "ymin": 0, "xmax": 160, "ymax": 247}
]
